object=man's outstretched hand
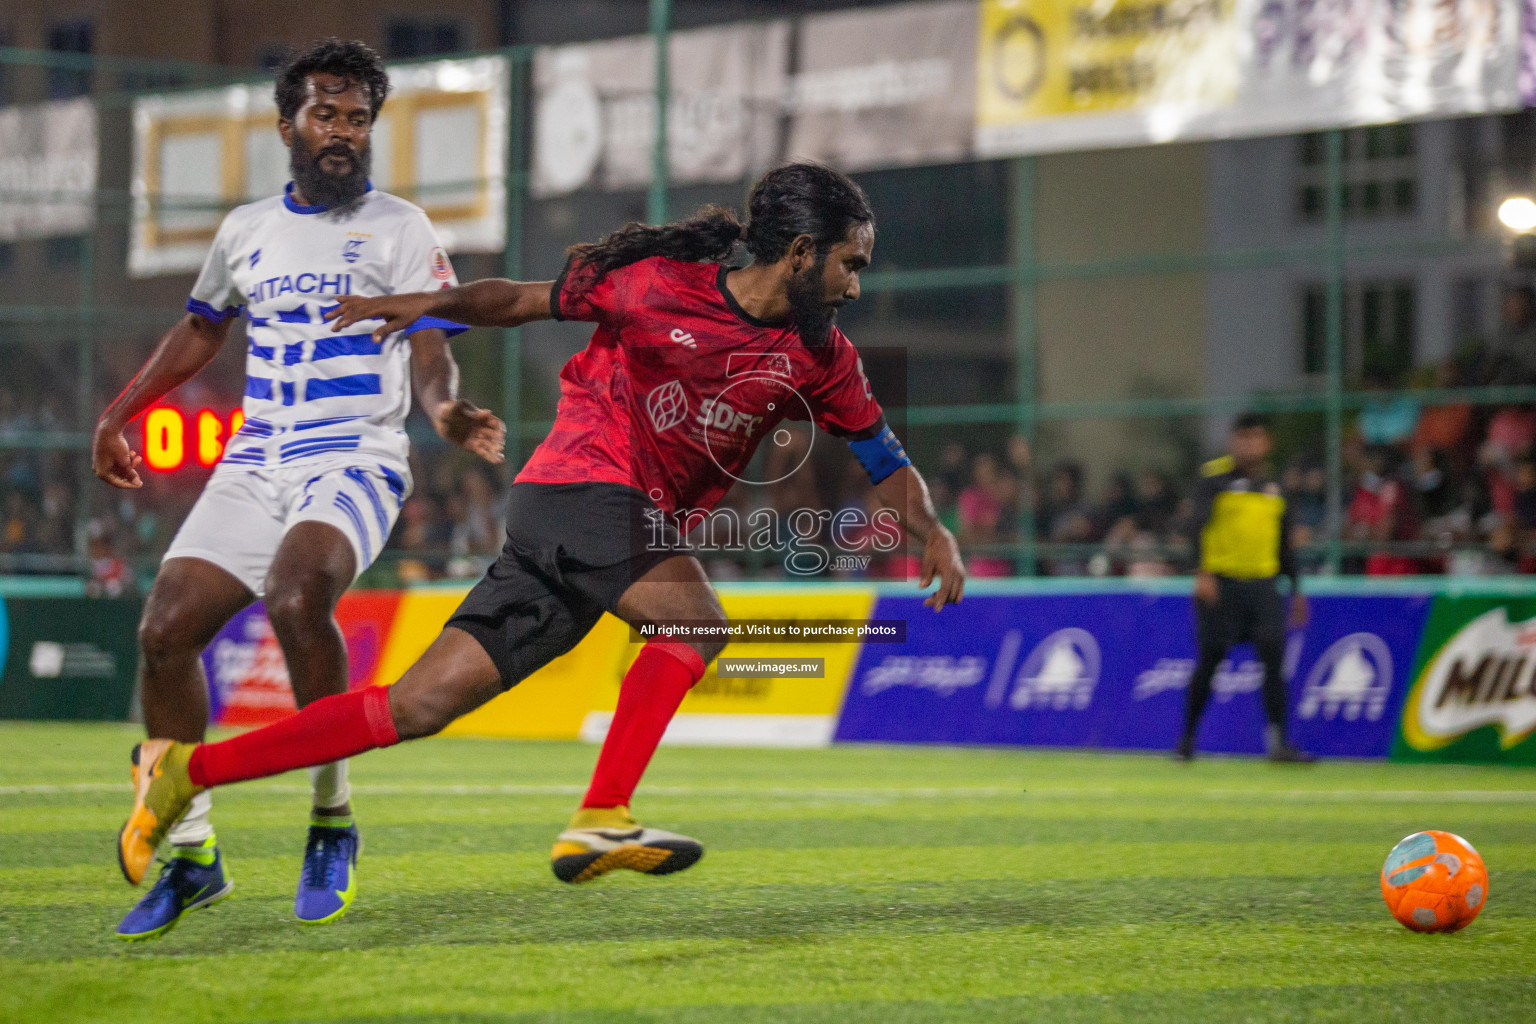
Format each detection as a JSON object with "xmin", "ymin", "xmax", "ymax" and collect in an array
[
  {"xmin": 434, "ymin": 399, "xmax": 506, "ymax": 465},
  {"xmin": 92, "ymin": 425, "xmax": 143, "ymax": 489},
  {"xmin": 325, "ymin": 293, "xmax": 439, "ymax": 343},
  {"xmin": 920, "ymin": 527, "xmax": 966, "ymax": 611}
]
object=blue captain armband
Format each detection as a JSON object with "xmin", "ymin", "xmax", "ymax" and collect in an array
[{"xmin": 847, "ymin": 420, "xmax": 911, "ymax": 485}]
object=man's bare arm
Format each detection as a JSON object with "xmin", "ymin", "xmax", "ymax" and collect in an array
[
  {"xmin": 326, "ymin": 280, "xmax": 556, "ymax": 342},
  {"xmin": 93, "ymin": 313, "xmax": 232, "ymax": 488},
  {"xmin": 874, "ymin": 464, "xmax": 966, "ymax": 611},
  {"xmin": 408, "ymin": 327, "xmax": 506, "ymax": 465}
]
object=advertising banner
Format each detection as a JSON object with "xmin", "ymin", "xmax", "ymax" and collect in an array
[
  {"xmin": 372, "ymin": 584, "xmax": 873, "ymax": 744},
  {"xmin": 1225, "ymin": 0, "xmax": 1518, "ymax": 137},
  {"xmin": 0, "ymin": 596, "xmax": 139, "ymax": 721},
  {"xmin": 373, "ymin": 586, "xmax": 622, "ymax": 741},
  {"xmin": 976, "ymin": 0, "xmax": 1519, "ymax": 157},
  {"xmin": 532, "ymin": 22, "xmax": 789, "ymax": 196},
  {"xmin": 1525, "ymin": 0, "xmax": 1536, "ymax": 105},
  {"xmin": 1394, "ymin": 596, "xmax": 1536, "ymax": 765},
  {"xmin": 0, "ymin": 97, "xmax": 97, "ymax": 242},
  {"xmin": 202, "ymin": 591, "xmax": 400, "ymax": 727},
  {"xmin": 581, "ymin": 587, "xmax": 876, "ymax": 748},
  {"xmin": 977, "ymin": 0, "xmax": 1239, "ymax": 156},
  {"xmin": 835, "ymin": 592, "xmax": 1431, "ymax": 757},
  {"xmin": 784, "ymin": 0, "xmax": 977, "ymax": 172},
  {"xmin": 130, "ymin": 56, "xmax": 508, "ymax": 276}
]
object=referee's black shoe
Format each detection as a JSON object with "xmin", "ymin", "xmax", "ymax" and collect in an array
[{"xmin": 1267, "ymin": 744, "xmax": 1316, "ymax": 764}]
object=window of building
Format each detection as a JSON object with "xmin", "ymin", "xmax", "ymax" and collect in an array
[
  {"xmin": 385, "ymin": 20, "xmax": 464, "ymax": 60},
  {"xmin": 46, "ymin": 21, "xmax": 93, "ymax": 99},
  {"xmin": 0, "ymin": 26, "xmax": 13, "ymax": 106},
  {"xmin": 0, "ymin": 242, "xmax": 13, "ymax": 271},
  {"xmin": 46, "ymin": 236, "xmax": 83, "ymax": 266},
  {"xmin": 1301, "ymin": 279, "xmax": 1417, "ymax": 379},
  {"xmin": 1295, "ymin": 125, "xmax": 1417, "ymax": 223},
  {"xmin": 257, "ymin": 43, "xmax": 290, "ymax": 73}
]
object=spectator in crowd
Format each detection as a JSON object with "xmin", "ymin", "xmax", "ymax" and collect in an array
[
  {"xmin": 1096, "ymin": 472, "xmax": 1139, "ymax": 539},
  {"xmin": 1358, "ymin": 371, "xmax": 1420, "ymax": 448},
  {"xmin": 1411, "ymin": 359, "xmax": 1474, "ymax": 463},
  {"xmin": 1040, "ymin": 461, "xmax": 1095, "ymax": 575},
  {"xmin": 2, "ymin": 490, "xmax": 36, "ymax": 552},
  {"xmin": 1282, "ymin": 462, "xmax": 1327, "ymax": 550},
  {"xmin": 1480, "ymin": 282, "xmax": 1536, "ymax": 385},
  {"xmin": 1410, "ymin": 449, "xmax": 1456, "ymax": 524},
  {"xmin": 1347, "ymin": 447, "xmax": 1418, "ymax": 575},
  {"xmin": 85, "ymin": 518, "xmax": 133, "ymax": 598},
  {"xmin": 936, "ymin": 440, "xmax": 968, "ymax": 497},
  {"xmin": 957, "ymin": 452, "xmax": 1013, "ymax": 577},
  {"xmin": 446, "ymin": 466, "xmax": 505, "ymax": 578},
  {"xmin": 1133, "ymin": 470, "xmax": 1179, "ymax": 535},
  {"xmin": 1004, "ymin": 433, "xmax": 1035, "ymax": 533}
]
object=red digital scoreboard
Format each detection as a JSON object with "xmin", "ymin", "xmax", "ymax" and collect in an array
[{"xmin": 141, "ymin": 407, "xmax": 246, "ymax": 471}]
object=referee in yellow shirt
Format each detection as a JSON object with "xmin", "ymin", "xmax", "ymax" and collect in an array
[{"xmin": 1176, "ymin": 414, "xmax": 1313, "ymax": 763}]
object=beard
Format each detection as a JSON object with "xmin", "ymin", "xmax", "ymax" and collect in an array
[
  {"xmin": 290, "ymin": 137, "xmax": 371, "ymax": 211},
  {"xmin": 786, "ymin": 254, "xmax": 840, "ymax": 348}
]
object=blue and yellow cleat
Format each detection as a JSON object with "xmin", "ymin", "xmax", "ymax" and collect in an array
[
  {"xmin": 114, "ymin": 836, "xmax": 233, "ymax": 942},
  {"xmin": 295, "ymin": 816, "xmax": 360, "ymax": 925}
]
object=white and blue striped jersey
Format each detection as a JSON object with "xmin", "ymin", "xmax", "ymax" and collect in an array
[{"xmin": 186, "ymin": 182, "xmax": 465, "ymax": 472}]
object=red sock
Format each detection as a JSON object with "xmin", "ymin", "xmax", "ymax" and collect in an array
[
  {"xmin": 188, "ymin": 685, "xmax": 399, "ymax": 788},
  {"xmin": 582, "ymin": 638, "xmax": 705, "ymax": 809}
]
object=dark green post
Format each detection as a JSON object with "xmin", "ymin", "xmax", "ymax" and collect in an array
[
  {"xmin": 647, "ymin": 0, "xmax": 671, "ymax": 225},
  {"xmin": 1011, "ymin": 157, "xmax": 1038, "ymax": 576},
  {"xmin": 1323, "ymin": 130, "xmax": 1345, "ymax": 575},
  {"xmin": 501, "ymin": 51, "xmax": 528, "ymax": 468}
]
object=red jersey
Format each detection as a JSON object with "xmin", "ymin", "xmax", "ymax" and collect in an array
[{"xmin": 517, "ymin": 256, "xmax": 884, "ymax": 514}]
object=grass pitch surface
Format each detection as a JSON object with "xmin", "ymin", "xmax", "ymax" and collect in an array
[{"xmin": 2, "ymin": 722, "xmax": 1534, "ymax": 1023}]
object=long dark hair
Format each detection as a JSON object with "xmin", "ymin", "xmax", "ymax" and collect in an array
[{"xmin": 567, "ymin": 163, "xmax": 874, "ymax": 284}]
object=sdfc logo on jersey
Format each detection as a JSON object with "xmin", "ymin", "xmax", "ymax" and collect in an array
[
  {"xmin": 647, "ymin": 380, "xmax": 689, "ymax": 433},
  {"xmin": 430, "ymin": 247, "xmax": 453, "ymax": 281},
  {"xmin": 696, "ymin": 397, "xmax": 763, "ymax": 438}
]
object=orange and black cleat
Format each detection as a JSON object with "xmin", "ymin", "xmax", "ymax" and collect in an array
[
  {"xmin": 550, "ymin": 806, "xmax": 703, "ymax": 884},
  {"xmin": 118, "ymin": 740, "xmax": 203, "ymax": 885}
]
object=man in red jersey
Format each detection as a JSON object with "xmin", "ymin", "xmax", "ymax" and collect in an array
[{"xmin": 117, "ymin": 164, "xmax": 966, "ymax": 890}]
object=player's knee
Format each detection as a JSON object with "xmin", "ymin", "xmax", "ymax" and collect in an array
[
  {"xmin": 264, "ymin": 582, "xmax": 336, "ymax": 638},
  {"xmin": 387, "ymin": 682, "xmax": 464, "ymax": 740},
  {"xmin": 137, "ymin": 605, "xmax": 197, "ymax": 666},
  {"xmin": 691, "ymin": 609, "xmax": 729, "ymax": 665}
]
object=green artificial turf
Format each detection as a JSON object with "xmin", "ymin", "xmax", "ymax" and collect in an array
[{"xmin": 2, "ymin": 721, "xmax": 1533, "ymax": 1022}]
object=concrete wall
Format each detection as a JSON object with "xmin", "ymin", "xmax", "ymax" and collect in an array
[{"xmin": 1033, "ymin": 143, "xmax": 1208, "ymax": 480}]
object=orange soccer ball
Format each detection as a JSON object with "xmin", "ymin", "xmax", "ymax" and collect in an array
[{"xmin": 1380, "ymin": 831, "xmax": 1488, "ymax": 933}]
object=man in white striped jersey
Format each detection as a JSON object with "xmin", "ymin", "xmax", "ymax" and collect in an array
[{"xmin": 91, "ymin": 39, "xmax": 505, "ymax": 940}]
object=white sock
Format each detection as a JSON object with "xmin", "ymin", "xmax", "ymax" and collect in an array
[
  {"xmin": 309, "ymin": 759, "xmax": 351, "ymax": 811},
  {"xmin": 167, "ymin": 790, "xmax": 214, "ymax": 846}
]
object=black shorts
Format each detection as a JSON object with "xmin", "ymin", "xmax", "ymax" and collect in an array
[
  {"xmin": 1196, "ymin": 575, "xmax": 1285, "ymax": 653},
  {"xmin": 447, "ymin": 482, "xmax": 681, "ymax": 689}
]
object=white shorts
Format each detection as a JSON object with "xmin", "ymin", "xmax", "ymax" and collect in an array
[{"xmin": 163, "ymin": 460, "xmax": 411, "ymax": 597}]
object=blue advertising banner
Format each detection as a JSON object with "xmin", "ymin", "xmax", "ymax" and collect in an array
[{"xmin": 835, "ymin": 593, "xmax": 1432, "ymax": 757}]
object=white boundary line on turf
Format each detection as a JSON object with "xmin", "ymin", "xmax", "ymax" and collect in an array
[{"xmin": 3, "ymin": 782, "xmax": 1535, "ymax": 802}]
